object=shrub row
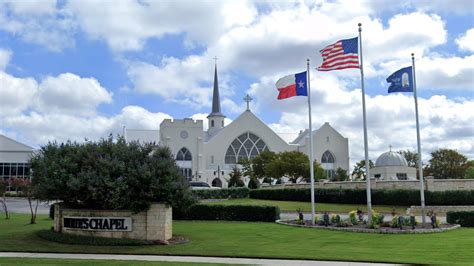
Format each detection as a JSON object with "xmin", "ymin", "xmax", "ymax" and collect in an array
[
  {"xmin": 249, "ymin": 188, "xmax": 474, "ymax": 206},
  {"xmin": 192, "ymin": 187, "xmax": 249, "ymax": 199},
  {"xmin": 174, "ymin": 204, "xmax": 280, "ymax": 222},
  {"xmin": 447, "ymin": 211, "xmax": 474, "ymax": 227}
]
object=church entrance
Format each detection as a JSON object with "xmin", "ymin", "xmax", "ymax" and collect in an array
[{"xmin": 212, "ymin": 178, "xmax": 222, "ymax": 188}]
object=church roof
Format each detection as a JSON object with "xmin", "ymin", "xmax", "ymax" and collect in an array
[
  {"xmin": 207, "ymin": 63, "xmax": 225, "ymax": 118},
  {"xmin": 375, "ymin": 150, "xmax": 408, "ymax": 167},
  {"xmin": 0, "ymin": 134, "xmax": 34, "ymax": 152}
]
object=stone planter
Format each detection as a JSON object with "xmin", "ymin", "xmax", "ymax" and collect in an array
[{"xmin": 54, "ymin": 203, "xmax": 172, "ymax": 242}]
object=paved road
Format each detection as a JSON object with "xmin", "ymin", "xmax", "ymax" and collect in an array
[
  {"xmin": 0, "ymin": 252, "xmax": 402, "ymax": 265},
  {"xmin": 3, "ymin": 197, "xmax": 51, "ymax": 215}
]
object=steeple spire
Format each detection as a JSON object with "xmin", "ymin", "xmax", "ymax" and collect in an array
[{"xmin": 208, "ymin": 61, "xmax": 225, "ymax": 118}]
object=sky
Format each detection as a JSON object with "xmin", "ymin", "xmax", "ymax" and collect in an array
[{"xmin": 0, "ymin": 0, "xmax": 473, "ymax": 166}]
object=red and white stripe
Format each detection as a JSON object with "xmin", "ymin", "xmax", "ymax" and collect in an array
[{"xmin": 317, "ymin": 41, "xmax": 359, "ymax": 71}]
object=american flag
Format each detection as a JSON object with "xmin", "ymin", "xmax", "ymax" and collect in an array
[{"xmin": 317, "ymin": 37, "xmax": 359, "ymax": 71}]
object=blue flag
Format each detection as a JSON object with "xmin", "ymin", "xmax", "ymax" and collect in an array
[{"xmin": 386, "ymin": 66, "xmax": 413, "ymax": 93}]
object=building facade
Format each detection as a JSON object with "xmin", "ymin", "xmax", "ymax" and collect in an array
[
  {"xmin": 126, "ymin": 64, "xmax": 350, "ymax": 187},
  {"xmin": 0, "ymin": 134, "xmax": 34, "ymax": 184}
]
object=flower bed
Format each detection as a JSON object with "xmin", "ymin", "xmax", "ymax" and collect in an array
[{"xmin": 276, "ymin": 219, "xmax": 460, "ymax": 234}]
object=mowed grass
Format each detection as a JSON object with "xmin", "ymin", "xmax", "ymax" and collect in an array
[
  {"xmin": 0, "ymin": 258, "xmax": 237, "ymax": 266},
  {"xmin": 203, "ymin": 198, "xmax": 407, "ymax": 214},
  {"xmin": 1, "ymin": 214, "xmax": 473, "ymax": 264}
]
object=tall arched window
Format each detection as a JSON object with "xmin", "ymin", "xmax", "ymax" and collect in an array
[
  {"xmin": 321, "ymin": 150, "xmax": 335, "ymax": 163},
  {"xmin": 176, "ymin": 147, "xmax": 192, "ymax": 161},
  {"xmin": 225, "ymin": 132, "xmax": 268, "ymax": 164},
  {"xmin": 176, "ymin": 147, "xmax": 192, "ymax": 180},
  {"xmin": 321, "ymin": 150, "xmax": 335, "ymax": 179}
]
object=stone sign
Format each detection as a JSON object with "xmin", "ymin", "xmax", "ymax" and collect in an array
[
  {"xmin": 54, "ymin": 203, "xmax": 172, "ymax": 242},
  {"xmin": 63, "ymin": 217, "xmax": 132, "ymax": 231}
]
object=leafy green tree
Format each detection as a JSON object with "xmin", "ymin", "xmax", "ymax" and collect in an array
[
  {"xmin": 228, "ymin": 166, "xmax": 245, "ymax": 187},
  {"xmin": 247, "ymin": 177, "xmax": 260, "ymax": 189},
  {"xmin": 465, "ymin": 165, "xmax": 474, "ymax": 179},
  {"xmin": 425, "ymin": 149, "xmax": 469, "ymax": 179},
  {"xmin": 31, "ymin": 135, "xmax": 195, "ymax": 213},
  {"xmin": 332, "ymin": 167, "xmax": 349, "ymax": 181},
  {"xmin": 252, "ymin": 151, "xmax": 277, "ymax": 179},
  {"xmin": 267, "ymin": 151, "xmax": 308, "ymax": 183},
  {"xmin": 351, "ymin": 159, "xmax": 374, "ymax": 180}
]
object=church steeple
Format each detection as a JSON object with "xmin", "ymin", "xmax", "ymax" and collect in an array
[{"xmin": 207, "ymin": 60, "xmax": 225, "ymax": 136}]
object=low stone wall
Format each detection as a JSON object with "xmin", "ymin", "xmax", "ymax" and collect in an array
[
  {"xmin": 54, "ymin": 203, "xmax": 172, "ymax": 242},
  {"xmin": 266, "ymin": 178, "xmax": 474, "ymax": 191},
  {"xmin": 408, "ymin": 206, "xmax": 474, "ymax": 215}
]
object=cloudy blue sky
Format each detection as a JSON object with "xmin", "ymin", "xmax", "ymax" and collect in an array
[{"xmin": 1, "ymin": 0, "xmax": 473, "ymax": 164}]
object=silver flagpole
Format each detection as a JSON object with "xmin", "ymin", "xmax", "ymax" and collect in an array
[
  {"xmin": 307, "ymin": 58, "xmax": 316, "ymax": 225},
  {"xmin": 358, "ymin": 23, "xmax": 372, "ymax": 223},
  {"xmin": 412, "ymin": 53, "xmax": 426, "ymax": 225}
]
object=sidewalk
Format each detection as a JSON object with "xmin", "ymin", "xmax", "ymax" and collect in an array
[{"xmin": 0, "ymin": 252, "xmax": 402, "ymax": 265}]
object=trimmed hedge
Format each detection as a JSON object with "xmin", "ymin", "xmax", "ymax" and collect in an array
[
  {"xmin": 447, "ymin": 211, "xmax": 474, "ymax": 227},
  {"xmin": 192, "ymin": 187, "xmax": 249, "ymax": 199},
  {"xmin": 249, "ymin": 188, "xmax": 474, "ymax": 206},
  {"xmin": 174, "ymin": 204, "xmax": 280, "ymax": 222}
]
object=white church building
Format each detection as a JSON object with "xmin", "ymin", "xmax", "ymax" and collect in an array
[{"xmin": 125, "ymin": 64, "xmax": 350, "ymax": 188}]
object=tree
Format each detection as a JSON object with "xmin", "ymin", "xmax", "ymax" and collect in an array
[
  {"xmin": 333, "ymin": 167, "xmax": 349, "ymax": 181},
  {"xmin": 31, "ymin": 135, "xmax": 195, "ymax": 213},
  {"xmin": 252, "ymin": 150, "xmax": 277, "ymax": 179},
  {"xmin": 267, "ymin": 151, "xmax": 309, "ymax": 183},
  {"xmin": 425, "ymin": 149, "xmax": 469, "ymax": 179},
  {"xmin": 398, "ymin": 150, "xmax": 420, "ymax": 178},
  {"xmin": 11, "ymin": 178, "xmax": 38, "ymax": 224},
  {"xmin": 228, "ymin": 166, "xmax": 245, "ymax": 187},
  {"xmin": 465, "ymin": 165, "xmax": 474, "ymax": 179},
  {"xmin": 247, "ymin": 177, "xmax": 260, "ymax": 189},
  {"xmin": 351, "ymin": 160, "xmax": 374, "ymax": 180},
  {"xmin": 0, "ymin": 180, "xmax": 9, "ymax": 219}
]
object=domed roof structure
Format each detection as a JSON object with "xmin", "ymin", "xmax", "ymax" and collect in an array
[{"xmin": 375, "ymin": 150, "xmax": 408, "ymax": 167}]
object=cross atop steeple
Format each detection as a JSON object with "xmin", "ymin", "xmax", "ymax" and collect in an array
[
  {"xmin": 243, "ymin": 94, "xmax": 253, "ymax": 111},
  {"xmin": 213, "ymin": 56, "xmax": 218, "ymax": 65},
  {"xmin": 389, "ymin": 144, "xmax": 392, "ymax": 152}
]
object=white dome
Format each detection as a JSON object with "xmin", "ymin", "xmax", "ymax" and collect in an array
[{"xmin": 375, "ymin": 151, "xmax": 408, "ymax": 167}]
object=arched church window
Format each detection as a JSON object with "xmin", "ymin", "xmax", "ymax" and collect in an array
[
  {"xmin": 211, "ymin": 120, "xmax": 215, "ymax": 127},
  {"xmin": 225, "ymin": 132, "xmax": 269, "ymax": 164},
  {"xmin": 176, "ymin": 147, "xmax": 192, "ymax": 161},
  {"xmin": 176, "ymin": 147, "xmax": 192, "ymax": 180},
  {"xmin": 321, "ymin": 150, "xmax": 335, "ymax": 163}
]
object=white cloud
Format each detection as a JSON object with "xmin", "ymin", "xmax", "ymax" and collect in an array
[
  {"xmin": 2, "ymin": 105, "xmax": 172, "ymax": 147},
  {"xmin": 0, "ymin": 0, "xmax": 75, "ymax": 52},
  {"xmin": 65, "ymin": 0, "xmax": 257, "ymax": 51},
  {"xmin": 0, "ymin": 71, "xmax": 38, "ymax": 116},
  {"xmin": 456, "ymin": 28, "xmax": 474, "ymax": 52},
  {"xmin": 0, "ymin": 48, "xmax": 12, "ymax": 70},
  {"xmin": 36, "ymin": 73, "xmax": 113, "ymax": 115}
]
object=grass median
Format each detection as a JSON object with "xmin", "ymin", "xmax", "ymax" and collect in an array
[{"xmin": 0, "ymin": 214, "xmax": 473, "ymax": 264}]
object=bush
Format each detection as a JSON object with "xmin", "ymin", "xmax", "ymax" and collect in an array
[
  {"xmin": 174, "ymin": 204, "xmax": 280, "ymax": 222},
  {"xmin": 447, "ymin": 211, "xmax": 474, "ymax": 227},
  {"xmin": 192, "ymin": 187, "xmax": 249, "ymax": 199},
  {"xmin": 249, "ymin": 188, "xmax": 474, "ymax": 206},
  {"xmin": 31, "ymin": 136, "xmax": 195, "ymax": 213},
  {"xmin": 247, "ymin": 177, "xmax": 260, "ymax": 189},
  {"xmin": 37, "ymin": 230, "xmax": 150, "ymax": 246}
]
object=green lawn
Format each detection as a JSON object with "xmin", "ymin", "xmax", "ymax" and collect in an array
[
  {"xmin": 203, "ymin": 198, "xmax": 407, "ymax": 214},
  {"xmin": 0, "ymin": 258, "xmax": 236, "ymax": 266},
  {"xmin": 1, "ymin": 214, "xmax": 473, "ymax": 264}
]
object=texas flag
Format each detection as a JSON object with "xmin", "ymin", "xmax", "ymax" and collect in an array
[{"xmin": 275, "ymin": 71, "xmax": 308, "ymax": 100}]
